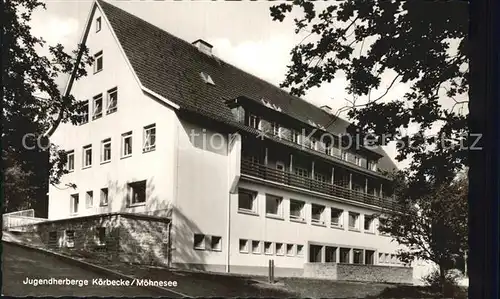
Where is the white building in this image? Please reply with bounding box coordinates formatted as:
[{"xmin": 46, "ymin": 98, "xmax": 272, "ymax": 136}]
[{"xmin": 48, "ymin": 0, "xmax": 416, "ymax": 283}]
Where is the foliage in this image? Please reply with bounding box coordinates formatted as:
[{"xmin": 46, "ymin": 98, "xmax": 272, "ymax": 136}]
[
  {"xmin": 270, "ymin": 0, "xmax": 469, "ymax": 195},
  {"xmin": 2, "ymin": 0, "xmax": 92, "ymax": 214},
  {"xmin": 422, "ymin": 268, "xmax": 467, "ymax": 298}
]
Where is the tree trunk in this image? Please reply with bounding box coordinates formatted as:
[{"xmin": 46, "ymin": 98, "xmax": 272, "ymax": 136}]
[{"xmin": 439, "ymin": 264, "xmax": 447, "ymax": 298}]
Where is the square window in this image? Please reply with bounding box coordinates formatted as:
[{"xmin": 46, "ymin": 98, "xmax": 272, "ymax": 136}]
[
  {"xmin": 194, "ymin": 234, "xmax": 205, "ymax": 250},
  {"xmin": 265, "ymin": 194, "xmax": 283, "ymax": 217},
  {"xmin": 121, "ymin": 132, "xmax": 133, "ymax": 157},
  {"xmin": 331, "ymin": 208, "xmax": 343, "ymax": 227},
  {"xmin": 264, "ymin": 241, "xmax": 273, "ymax": 255},
  {"xmin": 286, "ymin": 244, "xmax": 295, "ymax": 256},
  {"xmin": 296, "ymin": 244, "xmax": 304, "ymax": 257},
  {"xmin": 239, "ymin": 239, "xmax": 249, "ymax": 253},
  {"xmin": 66, "ymin": 230, "xmax": 75, "ymax": 248},
  {"xmin": 82, "ymin": 145, "xmax": 92, "ymax": 168},
  {"xmin": 294, "ymin": 167, "xmax": 309, "ymax": 178},
  {"xmin": 210, "ymin": 236, "xmax": 222, "ymax": 251},
  {"xmin": 96, "ymin": 227, "xmax": 106, "ymax": 246},
  {"xmin": 79, "ymin": 100, "xmax": 89, "ymax": 124},
  {"xmin": 275, "ymin": 242, "xmax": 284, "ymax": 256},
  {"xmin": 128, "ymin": 180, "xmax": 146, "ymax": 205},
  {"xmin": 364, "ymin": 215, "xmax": 374, "ymax": 232},
  {"xmin": 326, "ymin": 246, "xmax": 337, "ymax": 262},
  {"xmin": 100, "ymin": 188, "xmax": 109, "ymax": 206},
  {"xmin": 252, "ymin": 240, "xmax": 261, "ymax": 254},
  {"xmin": 106, "ymin": 87, "xmax": 118, "ymax": 114},
  {"xmin": 340, "ymin": 248, "xmax": 350, "ymax": 263},
  {"xmin": 311, "ymin": 204, "xmax": 325, "ymax": 225},
  {"xmin": 86, "ymin": 191, "xmax": 93, "ymax": 208},
  {"xmin": 101, "ymin": 138, "xmax": 111, "ymax": 163},
  {"xmin": 238, "ymin": 189, "xmax": 257, "ymax": 213},
  {"xmin": 70, "ymin": 194, "xmax": 79, "ymax": 214},
  {"xmin": 92, "ymin": 94, "xmax": 103, "ymax": 120},
  {"xmin": 349, "ymin": 212, "xmax": 360, "ymax": 230},
  {"xmin": 66, "ymin": 150, "xmax": 75, "ymax": 172},
  {"xmin": 93, "ymin": 51, "xmax": 103, "ymax": 73},
  {"xmin": 143, "ymin": 124, "xmax": 156, "ymax": 152},
  {"xmin": 96, "ymin": 17, "xmax": 102, "ymax": 32},
  {"xmin": 290, "ymin": 199, "xmax": 305, "ymax": 221}
]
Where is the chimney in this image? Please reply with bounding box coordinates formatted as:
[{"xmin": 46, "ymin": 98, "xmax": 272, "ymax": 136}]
[
  {"xmin": 320, "ymin": 105, "xmax": 332, "ymax": 113},
  {"xmin": 192, "ymin": 39, "xmax": 213, "ymax": 56}
]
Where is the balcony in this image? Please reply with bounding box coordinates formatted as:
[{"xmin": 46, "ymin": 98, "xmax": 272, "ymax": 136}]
[{"xmin": 241, "ymin": 158, "xmax": 402, "ymax": 211}]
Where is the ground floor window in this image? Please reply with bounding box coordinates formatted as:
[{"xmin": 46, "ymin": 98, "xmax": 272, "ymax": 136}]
[
  {"xmin": 340, "ymin": 248, "xmax": 350, "ymax": 263},
  {"xmin": 353, "ymin": 249, "xmax": 363, "ymax": 264},
  {"xmin": 129, "ymin": 180, "xmax": 146, "ymax": 205},
  {"xmin": 365, "ymin": 250, "xmax": 375, "ymax": 265},
  {"xmin": 325, "ymin": 246, "xmax": 337, "ymax": 262},
  {"xmin": 309, "ymin": 244, "xmax": 323, "ymax": 263}
]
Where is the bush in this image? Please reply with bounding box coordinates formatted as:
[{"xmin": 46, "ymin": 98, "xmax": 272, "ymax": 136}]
[{"xmin": 422, "ymin": 269, "xmax": 467, "ymax": 298}]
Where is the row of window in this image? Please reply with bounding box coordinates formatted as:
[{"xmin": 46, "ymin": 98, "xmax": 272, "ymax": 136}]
[
  {"xmin": 193, "ymin": 234, "xmax": 222, "ymax": 251},
  {"xmin": 239, "ymin": 239, "xmax": 304, "ymax": 257},
  {"xmin": 246, "ymin": 114, "xmax": 377, "ymax": 171},
  {"xmin": 379, "ymin": 252, "xmax": 404, "ymax": 265},
  {"xmin": 66, "ymin": 124, "xmax": 156, "ymax": 171},
  {"xmin": 78, "ymin": 86, "xmax": 116, "ymax": 125},
  {"xmin": 238, "ymin": 189, "xmax": 383, "ymax": 233},
  {"xmin": 309, "ymin": 244, "xmax": 376, "ymax": 264},
  {"xmin": 69, "ymin": 180, "xmax": 146, "ymax": 214}
]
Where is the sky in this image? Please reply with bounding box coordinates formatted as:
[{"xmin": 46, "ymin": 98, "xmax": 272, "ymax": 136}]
[{"xmin": 29, "ymin": 0, "xmax": 468, "ymax": 170}]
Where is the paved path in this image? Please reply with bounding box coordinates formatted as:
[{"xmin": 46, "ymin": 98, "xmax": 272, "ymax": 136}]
[{"xmin": 1, "ymin": 242, "xmax": 167, "ymax": 297}]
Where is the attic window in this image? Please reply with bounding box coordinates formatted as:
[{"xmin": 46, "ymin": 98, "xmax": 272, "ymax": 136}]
[
  {"xmin": 200, "ymin": 72, "xmax": 215, "ymax": 85},
  {"xmin": 96, "ymin": 17, "xmax": 102, "ymax": 33}
]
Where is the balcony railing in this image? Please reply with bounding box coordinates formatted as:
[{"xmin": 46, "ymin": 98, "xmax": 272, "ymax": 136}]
[{"xmin": 241, "ymin": 158, "xmax": 402, "ymax": 211}]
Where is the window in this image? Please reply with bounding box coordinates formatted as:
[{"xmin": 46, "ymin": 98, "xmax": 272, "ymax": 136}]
[
  {"xmin": 364, "ymin": 215, "xmax": 374, "ymax": 232},
  {"xmin": 353, "ymin": 249, "xmax": 363, "ymax": 264},
  {"xmin": 86, "ymin": 191, "xmax": 93, "ymax": 208},
  {"xmin": 101, "ymin": 138, "xmax": 111, "ymax": 163},
  {"xmin": 70, "ymin": 194, "xmax": 79, "ymax": 214},
  {"xmin": 238, "ymin": 189, "xmax": 257, "ymax": 213},
  {"xmin": 294, "ymin": 167, "xmax": 309, "ymax": 178},
  {"xmin": 378, "ymin": 217, "xmax": 389, "ymax": 235},
  {"xmin": 106, "ymin": 87, "xmax": 118, "ymax": 114},
  {"xmin": 248, "ymin": 114, "xmax": 260, "ymax": 130},
  {"xmin": 121, "ymin": 132, "xmax": 132, "ymax": 157},
  {"xmin": 100, "ymin": 188, "xmax": 109, "ymax": 206},
  {"xmin": 264, "ymin": 242, "xmax": 273, "ymax": 254},
  {"xmin": 143, "ymin": 124, "xmax": 156, "ymax": 152},
  {"xmin": 290, "ymin": 200, "xmax": 305, "ymax": 221},
  {"xmin": 331, "ymin": 208, "xmax": 343, "ymax": 227},
  {"xmin": 365, "ymin": 250, "xmax": 375, "ymax": 265},
  {"xmin": 349, "ymin": 212, "xmax": 360, "ymax": 230},
  {"xmin": 66, "ymin": 150, "xmax": 74, "ymax": 171},
  {"xmin": 379, "ymin": 252, "xmax": 386, "ymax": 263},
  {"xmin": 194, "ymin": 234, "xmax": 205, "ymax": 249},
  {"xmin": 311, "ymin": 204, "xmax": 325, "ymax": 225},
  {"xmin": 315, "ymin": 173, "xmax": 327, "ymax": 183},
  {"xmin": 368, "ymin": 161, "xmax": 377, "ymax": 171},
  {"xmin": 276, "ymin": 162, "xmax": 285, "ymax": 171},
  {"xmin": 297, "ymin": 244, "xmax": 304, "ymax": 257},
  {"xmin": 65, "ymin": 230, "xmax": 75, "ymax": 248},
  {"xmin": 309, "ymin": 137, "xmax": 317, "ymax": 150},
  {"xmin": 48, "ymin": 231, "xmax": 58, "ymax": 249},
  {"xmin": 292, "ymin": 130, "xmax": 301, "ymax": 144},
  {"xmin": 96, "ymin": 16, "xmax": 102, "ymax": 32},
  {"xmin": 96, "ymin": 227, "xmax": 106, "ymax": 246},
  {"xmin": 252, "ymin": 240, "xmax": 261, "ymax": 254},
  {"xmin": 265, "ymin": 194, "xmax": 283, "ymax": 217},
  {"xmin": 286, "ymin": 244, "xmax": 295, "ymax": 256},
  {"xmin": 272, "ymin": 122, "xmax": 280, "ymax": 137},
  {"xmin": 129, "ymin": 180, "xmax": 146, "ymax": 205},
  {"xmin": 340, "ymin": 248, "xmax": 350, "ymax": 263},
  {"xmin": 309, "ymin": 245, "xmax": 322, "ymax": 262},
  {"xmin": 93, "ymin": 51, "xmax": 103, "ymax": 73},
  {"xmin": 79, "ymin": 100, "xmax": 89, "ymax": 124},
  {"xmin": 92, "ymin": 94, "xmax": 103, "ymax": 120},
  {"xmin": 325, "ymin": 246, "xmax": 337, "ymax": 262},
  {"xmin": 82, "ymin": 145, "xmax": 92, "ymax": 168},
  {"xmin": 239, "ymin": 239, "xmax": 249, "ymax": 253},
  {"xmin": 210, "ymin": 236, "xmax": 222, "ymax": 251},
  {"xmin": 276, "ymin": 243, "xmax": 284, "ymax": 255}
]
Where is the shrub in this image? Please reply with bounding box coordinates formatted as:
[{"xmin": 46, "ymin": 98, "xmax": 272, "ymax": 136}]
[{"xmin": 422, "ymin": 269, "xmax": 467, "ymax": 298}]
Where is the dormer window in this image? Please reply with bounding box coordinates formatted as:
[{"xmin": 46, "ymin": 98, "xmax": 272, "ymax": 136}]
[
  {"xmin": 248, "ymin": 114, "xmax": 260, "ymax": 130},
  {"xmin": 200, "ymin": 72, "xmax": 215, "ymax": 85}
]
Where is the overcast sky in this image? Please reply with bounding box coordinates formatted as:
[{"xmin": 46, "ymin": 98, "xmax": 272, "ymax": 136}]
[{"xmin": 31, "ymin": 0, "xmax": 467, "ymax": 170}]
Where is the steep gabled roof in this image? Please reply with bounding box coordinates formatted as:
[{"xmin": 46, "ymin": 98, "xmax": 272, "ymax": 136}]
[{"xmin": 96, "ymin": 0, "xmax": 397, "ymax": 172}]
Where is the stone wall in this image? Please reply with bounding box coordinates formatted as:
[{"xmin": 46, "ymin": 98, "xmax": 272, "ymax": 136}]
[
  {"xmin": 303, "ymin": 263, "xmax": 413, "ymax": 284},
  {"xmin": 31, "ymin": 213, "xmax": 171, "ymax": 266}
]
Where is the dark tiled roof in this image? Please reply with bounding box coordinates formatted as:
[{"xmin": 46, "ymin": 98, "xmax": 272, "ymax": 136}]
[{"xmin": 96, "ymin": 0, "xmax": 397, "ymax": 173}]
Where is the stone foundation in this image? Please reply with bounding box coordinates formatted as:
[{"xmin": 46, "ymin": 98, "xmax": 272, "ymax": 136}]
[
  {"xmin": 304, "ymin": 263, "xmax": 413, "ymax": 284},
  {"xmin": 30, "ymin": 213, "xmax": 171, "ymax": 266}
]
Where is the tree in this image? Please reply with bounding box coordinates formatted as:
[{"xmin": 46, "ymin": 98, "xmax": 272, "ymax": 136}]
[
  {"xmin": 379, "ymin": 173, "xmax": 468, "ymax": 295},
  {"xmin": 270, "ymin": 0, "xmax": 468, "ymax": 195},
  {"xmin": 2, "ymin": 0, "xmax": 92, "ymax": 215}
]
